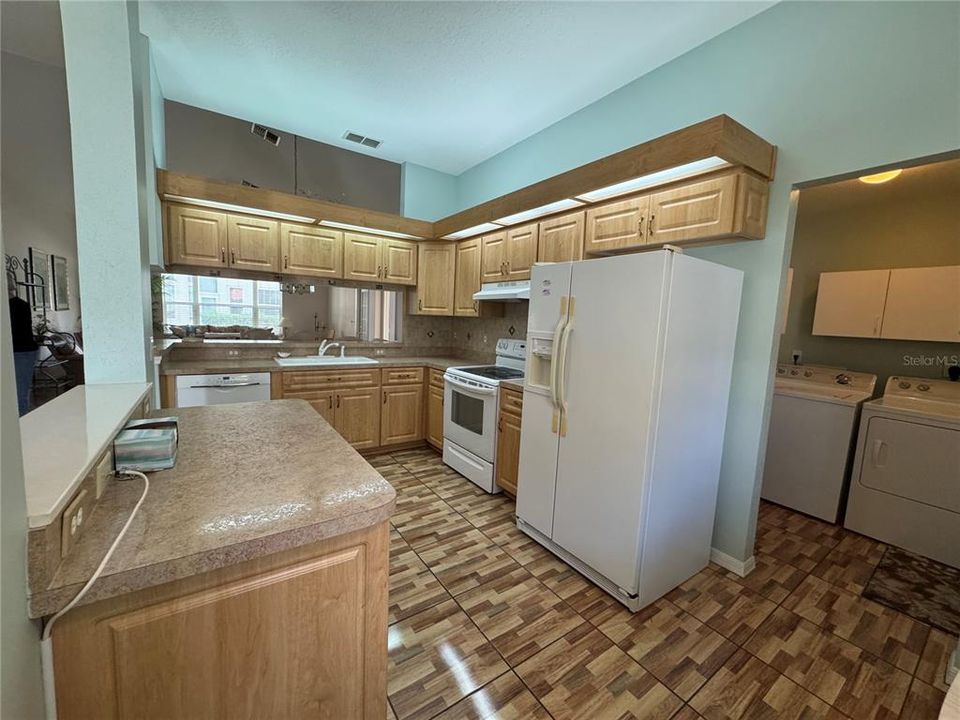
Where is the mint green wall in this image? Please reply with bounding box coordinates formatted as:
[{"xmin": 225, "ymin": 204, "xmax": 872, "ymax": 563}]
[
  {"xmin": 61, "ymin": 0, "xmax": 154, "ymax": 383},
  {"xmin": 401, "ymin": 162, "xmax": 458, "ymax": 221},
  {"xmin": 409, "ymin": 2, "xmax": 960, "ymax": 562}
]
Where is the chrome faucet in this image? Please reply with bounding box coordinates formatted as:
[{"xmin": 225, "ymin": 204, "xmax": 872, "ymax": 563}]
[{"xmin": 318, "ymin": 340, "xmax": 342, "ymax": 357}]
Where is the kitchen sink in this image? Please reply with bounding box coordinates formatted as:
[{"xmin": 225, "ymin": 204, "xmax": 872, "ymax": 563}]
[{"xmin": 274, "ymin": 356, "xmax": 379, "ymax": 367}]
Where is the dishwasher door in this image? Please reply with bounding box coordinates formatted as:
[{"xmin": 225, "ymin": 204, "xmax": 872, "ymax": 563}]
[{"xmin": 175, "ymin": 373, "xmax": 272, "ymax": 407}]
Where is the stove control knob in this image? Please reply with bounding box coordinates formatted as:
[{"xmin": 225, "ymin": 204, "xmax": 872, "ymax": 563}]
[
  {"xmin": 917, "ymin": 383, "xmax": 930, "ymax": 391},
  {"xmin": 899, "ymin": 380, "xmax": 912, "ymax": 389},
  {"xmin": 835, "ymin": 374, "xmax": 851, "ymax": 385}
]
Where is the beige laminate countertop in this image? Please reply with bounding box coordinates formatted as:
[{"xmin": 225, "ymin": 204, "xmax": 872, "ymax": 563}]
[
  {"xmin": 28, "ymin": 399, "xmax": 395, "ymax": 618},
  {"xmin": 159, "ymin": 356, "xmax": 470, "ymax": 376}
]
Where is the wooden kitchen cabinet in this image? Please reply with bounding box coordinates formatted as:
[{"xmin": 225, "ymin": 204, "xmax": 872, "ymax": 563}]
[
  {"xmin": 454, "ymin": 237, "xmax": 482, "ymax": 316},
  {"xmin": 51, "ymin": 523, "xmax": 389, "ymax": 720},
  {"xmin": 227, "ymin": 214, "xmax": 280, "ymax": 272},
  {"xmin": 812, "ymin": 269, "xmax": 890, "ymax": 338},
  {"xmin": 880, "ymin": 266, "xmax": 960, "ymax": 342},
  {"xmin": 336, "ymin": 387, "xmax": 381, "ymax": 450},
  {"xmin": 426, "ymin": 369, "xmax": 445, "ymax": 451},
  {"xmin": 585, "ymin": 195, "xmax": 650, "ymax": 254},
  {"xmin": 412, "ymin": 242, "xmax": 456, "ymax": 315},
  {"xmin": 480, "ymin": 232, "xmax": 507, "ymax": 282},
  {"xmin": 343, "ymin": 232, "xmax": 382, "ymax": 282},
  {"xmin": 496, "ymin": 386, "xmax": 523, "ymax": 497},
  {"xmin": 305, "ymin": 390, "xmax": 337, "ymax": 426},
  {"xmin": 280, "ymin": 223, "xmax": 342, "ymax": 278},
  {"xmin": 646, "ymin": 173, "xmax": 738, "ymax": 245},
  {"xmin": 381, "ymin": 384, "xmax": 424, "ymax": 446},
  {"xmin": 281, "ymin": 369, "xmax": 381, "ymax": 450},
  {"xmin": 166, "ymin": 204, "xmax": 228, "ymax": 268},
  {"xmin": 538, "ymin": 211, "xmax": 585, "ymax": 263},
  {"xmin": 382, "ymin": 239, "xmax": 418, "ymax": 286},
  {"xmin": 504, "ymin": 223, "xmax": 538, "ymax": 280}
]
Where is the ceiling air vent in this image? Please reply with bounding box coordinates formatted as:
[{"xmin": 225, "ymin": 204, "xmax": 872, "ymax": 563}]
[
  {"xmin": 250, "ymin": 123, "xmax": 281, "ymax": 146},
  {"xmin": 343, "ymin": 131, "xmax": 382, "ymax": 149}
]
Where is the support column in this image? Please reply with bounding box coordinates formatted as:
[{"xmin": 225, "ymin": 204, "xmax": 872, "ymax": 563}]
[{"xmin": 60, "ymin": 0, "xmax": 152, "ymax": 383}]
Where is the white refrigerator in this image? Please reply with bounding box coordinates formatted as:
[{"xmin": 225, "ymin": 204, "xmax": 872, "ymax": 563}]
[{"xmin": 517, "ymin": 249, "xmax": 743, "ymax": 611}]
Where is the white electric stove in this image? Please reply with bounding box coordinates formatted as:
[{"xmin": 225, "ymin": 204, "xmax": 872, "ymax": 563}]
[{"xmin": 443, "ymin": 338, "xmax": 526, "ymax": 492}]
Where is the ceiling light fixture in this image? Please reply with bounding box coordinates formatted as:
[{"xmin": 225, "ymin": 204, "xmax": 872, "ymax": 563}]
[
  {"xmin": 163, "ymin": 195, "xmax": 315, "ymax": 223},
  {"xmin": 574, "ymin": 156, "xmax": 731, "ymax": 203},
  {"xmin": 317, "ymin": 220, "xmax": 423, "ymax": 240},
  {"xmin": 441, "ymin": 222, "xmax": 504, "ymax": 241},
  {"xmin": 493, "ymin": 199, "xmax": 585, "ymax": 226},
  {"xmin": 858, "ymin": 169, "xmax": 902, "ymax": 185}
]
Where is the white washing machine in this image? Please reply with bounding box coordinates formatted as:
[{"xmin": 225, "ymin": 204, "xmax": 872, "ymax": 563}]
[
  {"xmin": 845, "ymin": 376, "xmax": 960, "ymax": 568},
  {"xmin": 761, "ymin": 364, "xmax": 877, "ymax": 522}
]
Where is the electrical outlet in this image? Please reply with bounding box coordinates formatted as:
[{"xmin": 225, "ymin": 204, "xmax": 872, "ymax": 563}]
[
  {"xmin": 61, "ymin": 488, "xmax": 93, "ymax": 557},
  {"xmin": 374, "ymin": 349, "xmax": 385, "ymax": 356},
  {"xmin": 791, "ymin": 349, "xmax": 803, "ymax": 365},
  {"xmin": 227, "ymin": 349, "xmax": 240, "ymax": 357},
  {"xmin": 95, "ymin": 450, "xmax": 114, "ymax": 499}
]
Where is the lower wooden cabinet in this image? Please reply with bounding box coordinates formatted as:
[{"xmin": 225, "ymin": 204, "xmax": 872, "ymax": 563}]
[
  {"xmin": 281, "ymin": 370, "xmax": 381, "ymax": 450},
  {"xmin": 425, "ymin": 372, "xmax": 445, "ymax": 451},
  {"xmin": 51, "ymin": 523, "xmax": 389, "ymax": 720},
  {"xmin": 381, "ymin": 384, "xmax": 423, "ymax": 446},
  {"xmin": 337, "ymin": 387, "xmax": 381, "ymax": 449},
  {"xmin": 305, "ymin": 390, "xmax": 336, "ymax": 426},
  {"xmin": 496, "ymin": 387, "xmax": 523, "ymax": 497}
]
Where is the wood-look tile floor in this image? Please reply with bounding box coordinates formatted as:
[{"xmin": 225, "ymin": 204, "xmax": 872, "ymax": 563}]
[{"xmin": 377, "ymin": 448, "xmax": 955, "ymax": 720}]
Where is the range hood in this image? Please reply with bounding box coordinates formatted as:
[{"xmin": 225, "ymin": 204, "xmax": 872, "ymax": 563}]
[{"xmin": 473, "ymin": 280, "xmax": 530, "ymax": 302}]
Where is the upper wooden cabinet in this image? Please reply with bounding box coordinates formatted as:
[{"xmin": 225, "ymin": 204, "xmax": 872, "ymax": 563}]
[
  {"xmin": 413, "ymin": 242, "xmax": 456, "ymax": 316},
  {"xmin": 454, "ymin": 238, "xmax": 482, "ymax": 317},
  {"xmin": 505, "ymin": 223, "xmax": 538, "ymax": 280},
  {"xmin": 382, "ymin": 239, "xmax": 418, "ymax": 286},
  {"xmin": 167, "ymin": 204, "xmax": 228, "ymax": 268},
  {"xmin": 585, "ymin": 195, "xmax": 650, "ymax": 254},
  {"xmin": 343, "ymin": 233, "xmax": 417, "ymax": 286},
  {"xmin": 280, "ymin": 223, "xmax": 342, "ymax": 278},
  {"xmin": 538, "ymin": 211, "xmax": 585, "ymax": 263},
  {"xmin": 881, "ymin": 266, "xmax": 960, "ymax": 342},
  {"xmin": 343, "ymin": 233, "xmax": 382, "ymax": 283},
  {"xmin": 584, "ymin": 170, "xmax": 768, "ymax": 255},
  {"xmin": 480, "ymin": 232, "xmax": 507, "ymax": 283},
  {"xmin": 227, "ymin": 215, "xmax": 280, "ymax": 272}
]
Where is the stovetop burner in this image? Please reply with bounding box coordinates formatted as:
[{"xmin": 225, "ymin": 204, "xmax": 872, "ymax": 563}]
[{"xmin": 457, "ymin": 365, "xmax": 525, "ymax": 381}]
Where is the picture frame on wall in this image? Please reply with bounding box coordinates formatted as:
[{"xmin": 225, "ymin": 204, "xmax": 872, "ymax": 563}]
[
  {"xmin": 52, "ymin": 255, "xmax": 70, "ymax": 311},
  {"xmin": 28, "ymin": 247, "xmax": 51, "ymax": 310}
]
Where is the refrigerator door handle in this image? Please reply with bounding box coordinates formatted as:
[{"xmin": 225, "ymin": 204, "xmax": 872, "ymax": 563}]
[
  {"xmin": 549, "ymin": 312, "xmax": 567, "ymax": 410},
  {"xmin": 555, "ymin": 316, "xmax": 574, "ymax": 414}
]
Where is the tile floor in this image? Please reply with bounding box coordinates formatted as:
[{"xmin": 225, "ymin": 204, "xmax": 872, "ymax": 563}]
[{"xmin": 373, "ymin": 447, "xmax": 956, "ymax": 720}]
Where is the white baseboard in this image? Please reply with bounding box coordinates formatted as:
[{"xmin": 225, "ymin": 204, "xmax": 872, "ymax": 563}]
[{"xmin": 710, "ymin": 548, "xmax": 756, "ymax": 577}]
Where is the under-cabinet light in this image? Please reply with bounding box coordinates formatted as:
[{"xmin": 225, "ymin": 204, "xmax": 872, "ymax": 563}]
[
  {"xmin": 574, "ymin": 157, "xmax": 731, "ymax": 203},
  {"xmin": 441, "ymin": 222, "xmax": 504, "ymax": 240},
  {"xmin": 163, "ymin": 195, "xmax": 316, "ymax": 223},
  {"xmin": 317, "ymin": 220, "xmax": 424, "ymax": 240},
  {"xmin": 493, "ymin": 199, "xmax": 585, "ymax": 226}
]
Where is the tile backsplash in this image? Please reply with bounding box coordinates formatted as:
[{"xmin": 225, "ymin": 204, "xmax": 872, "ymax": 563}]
[{"xmin": 405, "ymin": 303, "xmax": 528, "ymax": 356}]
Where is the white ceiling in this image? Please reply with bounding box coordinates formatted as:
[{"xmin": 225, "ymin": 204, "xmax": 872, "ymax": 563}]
[{"xmin": 140, "ymin": 1, "xmax": 773, "ymax": 175}]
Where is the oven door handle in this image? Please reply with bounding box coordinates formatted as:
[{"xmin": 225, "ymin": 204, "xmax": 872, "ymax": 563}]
[{"xmin": 443, "ymin": 374, "xmax": 498, "ymax": 397}]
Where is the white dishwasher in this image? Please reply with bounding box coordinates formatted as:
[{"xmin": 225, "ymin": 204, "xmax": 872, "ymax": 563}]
[{"xmin": 175, "ymin": 373, "xmax": 272, "ymax": 407}]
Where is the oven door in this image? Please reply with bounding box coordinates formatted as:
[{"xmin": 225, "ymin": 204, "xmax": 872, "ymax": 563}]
[{"xmin": 443, "ymin": 373, "xmax": 498, "ymax": 460}]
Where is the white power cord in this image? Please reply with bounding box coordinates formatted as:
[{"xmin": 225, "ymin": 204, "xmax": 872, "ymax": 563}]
[{"xmin": 40, "ymin": 470, "xmax": 150, "ymax": 720}]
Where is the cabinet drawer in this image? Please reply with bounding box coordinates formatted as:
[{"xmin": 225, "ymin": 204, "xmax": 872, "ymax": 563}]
[
  {"xmin": 282, "ymin": 368, "xmax": 380, "ymax": 391},
  {"xmin": 429, "ymin": 368, "xmax": 446, "ymax": 389},
  {"xmin": 382, "ymin": 367, "xmax": 425, "ymax": 386},
  {"xmin": 500, "ymin": 387, "xmax": 523, "ymax": 416}
]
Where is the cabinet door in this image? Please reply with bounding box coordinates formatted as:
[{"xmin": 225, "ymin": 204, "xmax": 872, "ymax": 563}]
[
  {"xmin": 382, "ymin": 239, "xmax": 418, "ymax": 286},
  {"xmin": 880, "ymin": 266, "xmax": 960, "ymax": 342},
  {"xmin": 505, "ymin": 223, "xmax": 538, "ymax": 280},
  {"xmin": 414, "ymin": 242, "xmax": 456, "ymax": 316},
  {"xmin": 496, "ymin": 409, "xmax": 522, "ymax": 496},
  {"xmin": 280, "ymin": 223, "xmax": 342, "ymax": 278},
  {"xmin": 426, "ymin": 384, "xmax": 444, "ymax": 450},
  {"xmin": 538, "ymin": 211, "xmax": 585, "ymax": 263},
  {"xmin": 335, "ymin": 387, "xmax": 381, "ymax": 450},
  {"xmin": 343, "ymin": 233, "xmax": 382, "ymax": 282},
  {"xmin": 227, "ymin": 214, "xmax": 280, "ymax": 272},
  {"xmin": 381, "ymin": 384, "xmax": 424, "ymax": 446},
  {"xmin": 584, "ymin": 195, "xmax": 649, "ymax": 254},
  {"xmin": 812, "ymin": 270, "xmax": 890, "ymax": 338},
  {"xmin": 167, "ymin": 205, "xmax": 227, "ymax": 268},
  {"xmin": 454, "ymin": 238, "xmax": 482, "ymax": 317},
  {"xmin": 309, "ymin": 392, "xmax": 337, "ymax": 426},
  {"xmin": 480, "ymin": 232, "xmax": 507, "ymax": 282},
  {"xmin": 647, "ymin": 173, "xmax": 737, "ymax": 244}
]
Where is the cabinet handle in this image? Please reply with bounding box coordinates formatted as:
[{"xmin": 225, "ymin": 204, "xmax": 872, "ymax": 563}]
[
  {"xmin": 418, "ymin": 298, "xmax": 422, "ymax": 311},
  {"xmin": 638, "ymin": 216, "xmax": 645, "ymax": 238},
  {"xmin": 336, "ymin": 395, "xmax": 341, "ymax": 409},
  {"xmin": 474, "ymin": 301, "xmax": 478, "ymax": 312},
  {"xmin": 231, "ymin": 250, "xmax": 236, "ymax": 264},
  {"xmin": 498, "ymin": 418, "xmax": 503, "ymax": 433},
  {"xmin": 383, "ymin": 391, "xmax": 387, "ymax": 404},
  {"xmin": 328, "ymin": 396, "xmax": 332, "ymax": 410},
  {"xmin": 284, "ymin": 255, "xmax": 289, "ymax": 269},
  {"xmin": 384, "ymin": 265, "xmax": 388, "ymax": 278},
  {"xmin": 220, "ymin": 248, "xmax": 226, "ymax": 263},
  {"xmin": 647, "ymin": 214, "xmax": 655, "ymax": 237}
]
